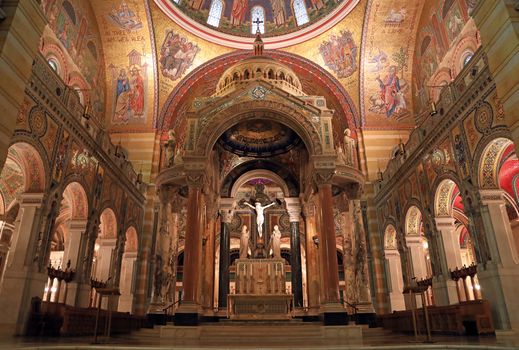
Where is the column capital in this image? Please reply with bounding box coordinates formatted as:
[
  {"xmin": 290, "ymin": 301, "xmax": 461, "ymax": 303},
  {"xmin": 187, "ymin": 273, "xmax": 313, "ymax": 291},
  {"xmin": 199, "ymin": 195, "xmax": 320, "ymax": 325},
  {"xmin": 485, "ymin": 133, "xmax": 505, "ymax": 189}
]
[
  {"xmin": 405, "ymin": 235, "xmax": 424, "ymax": 246},
  {"xmin": 69, "ymin": 219, "xmax": 88, "ymax": 231},
  {"xmin": 219, "ymin": 197, "xmax": 236, "ymax": 223},
  {"xmin": 18, "ymin": 192, "xmax": 45, "ymax": 207},
  {"xmin": 157, "ymin": 184, "xmax": 178, "ymax": 204},
  {"xmin": 312, "ymin": 169, "xmax": 335, "ymax": 187},
  {"xmin": 186, "ymin": 171, "xmax": 206, "ymax": 188},
  {"xmin": 479, "ymin": 189, "xmax": 506, "ymax": 205},
  {"xmin": 284, "ymin": 197, "xmax": 301, "ymax": 222},
  {"xmin": 434, "ymin": 217, "xmax": 456, "ymax": 228}
]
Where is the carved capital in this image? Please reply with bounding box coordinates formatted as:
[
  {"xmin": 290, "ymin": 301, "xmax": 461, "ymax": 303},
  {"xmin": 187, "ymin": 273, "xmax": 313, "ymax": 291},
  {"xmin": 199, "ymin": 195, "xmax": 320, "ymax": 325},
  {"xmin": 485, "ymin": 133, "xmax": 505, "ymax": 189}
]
[
  {"xmin": 312, "ymin": 169, "xmax": 334, "ymax": 186},
  {"xmin": 186, "ymin": 172, "xmax": 206, "ymax": 188},
  {"xmin": 284, "ymin": 197, "xmax": 302, "ymax": 222},
  {"xmin": 219, "ymin": 198, "xmax": 236, "ymax": 223},
  {"xmin": 157, "ymin": 184, "xmax": 178, "ymax": 204},
  {"xmin": 478, "ymin": 189, "xmax": 506, "ymax": 205}
]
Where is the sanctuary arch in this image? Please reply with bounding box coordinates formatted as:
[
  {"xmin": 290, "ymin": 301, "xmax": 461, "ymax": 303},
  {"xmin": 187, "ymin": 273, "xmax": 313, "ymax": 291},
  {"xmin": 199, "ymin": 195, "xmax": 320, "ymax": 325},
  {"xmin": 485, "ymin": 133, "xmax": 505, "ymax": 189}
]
[{"xmin": 154, "ymin": 43, "xmax": 370, "ymax": 325}]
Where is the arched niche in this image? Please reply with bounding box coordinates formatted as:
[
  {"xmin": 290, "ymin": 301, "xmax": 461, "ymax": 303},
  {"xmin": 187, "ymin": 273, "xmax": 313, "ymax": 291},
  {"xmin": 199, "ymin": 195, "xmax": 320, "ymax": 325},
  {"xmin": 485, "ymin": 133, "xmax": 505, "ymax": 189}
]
[
  {"xmin": 0, "ymin": 142, "xmax": 46, "ymax": 292},
  {"xmin": 92, "ymin": 208, "xmax": 118, "ymax": 282},
  {"xmin": 52, "ymin": 182, "xmax": 89, "ymax": 278},
  {"xmin": 221, "ymin": 159, "xmax": 299, "ymax": 198},
  {"xmin": 229, "ymin": 168, "xmax": 293, "ymax": 198},
  {"xmin": 404, "ymin": 206, "xmax": 431, "ymax": 280},
  {"xmin": 478, "ymin": 137, "xmax": 519, "ymax": 261}
]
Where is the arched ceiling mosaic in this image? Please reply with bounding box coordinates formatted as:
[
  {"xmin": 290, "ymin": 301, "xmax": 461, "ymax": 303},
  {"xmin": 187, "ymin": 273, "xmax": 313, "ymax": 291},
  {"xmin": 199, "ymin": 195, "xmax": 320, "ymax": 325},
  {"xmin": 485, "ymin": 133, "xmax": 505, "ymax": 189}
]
[
  {"xmin": 218, "ymin": 119, "xmax": 303, "ymax": 157},
  {"xmin": 36, "ymin": 0, "xmax": 479, "ymax": 172}
]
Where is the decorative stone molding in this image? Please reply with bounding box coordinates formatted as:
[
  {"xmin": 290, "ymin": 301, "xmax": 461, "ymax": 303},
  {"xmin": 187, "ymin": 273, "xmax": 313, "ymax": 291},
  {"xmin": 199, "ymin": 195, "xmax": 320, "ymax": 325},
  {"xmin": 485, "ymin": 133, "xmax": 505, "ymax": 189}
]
[{"xmin": 312, "ymin": 170, "xmax": 335, "ymax": 186}]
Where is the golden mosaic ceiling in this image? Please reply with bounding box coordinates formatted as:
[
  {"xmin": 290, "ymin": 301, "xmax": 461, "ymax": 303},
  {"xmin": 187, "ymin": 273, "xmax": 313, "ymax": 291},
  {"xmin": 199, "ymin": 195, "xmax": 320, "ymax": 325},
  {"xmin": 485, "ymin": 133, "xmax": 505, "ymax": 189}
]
[{"xmin": 40, "ymin": 0, "xmax": 478, "ymax": 133}]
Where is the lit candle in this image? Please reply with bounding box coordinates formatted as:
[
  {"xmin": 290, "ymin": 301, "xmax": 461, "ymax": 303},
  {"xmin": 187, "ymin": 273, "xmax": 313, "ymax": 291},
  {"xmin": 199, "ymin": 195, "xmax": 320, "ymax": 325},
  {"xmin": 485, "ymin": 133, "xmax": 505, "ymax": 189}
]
[{"xmin": 268, "ymin": 264, "xmax": 271, "ymax": 276}]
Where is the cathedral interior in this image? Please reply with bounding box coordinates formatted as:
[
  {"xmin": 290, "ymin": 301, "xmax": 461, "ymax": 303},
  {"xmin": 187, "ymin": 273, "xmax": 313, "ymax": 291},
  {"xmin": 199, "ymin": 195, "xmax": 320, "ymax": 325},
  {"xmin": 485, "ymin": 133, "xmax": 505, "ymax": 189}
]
[{"xmin": 1, "ymin": 0, "xmax": 519, "ymax": 348}]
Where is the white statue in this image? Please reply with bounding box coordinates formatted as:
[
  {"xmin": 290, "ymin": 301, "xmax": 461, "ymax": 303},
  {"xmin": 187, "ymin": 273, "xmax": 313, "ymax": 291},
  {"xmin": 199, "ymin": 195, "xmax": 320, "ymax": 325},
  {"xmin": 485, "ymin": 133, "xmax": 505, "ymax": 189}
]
[
  {"xmin": 243, "ymin": 201, "xmax": 276, "ymax": 238},
  {"xmin": 239, "ymin": 225, "xmax": 250, "ymax": 259},
  {"xmin": 343, "ymin": 128, "xmax": 356, "ymax": 166},
  {"xmin": 270, "ymin": 225, "xmax": 281, "ymax": 259}
]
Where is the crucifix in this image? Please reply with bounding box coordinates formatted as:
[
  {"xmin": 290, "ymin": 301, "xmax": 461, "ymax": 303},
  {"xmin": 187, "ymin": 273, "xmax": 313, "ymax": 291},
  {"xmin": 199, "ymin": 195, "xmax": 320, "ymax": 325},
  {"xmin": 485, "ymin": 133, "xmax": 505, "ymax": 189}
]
[{"xmin": 253, "ymin": 17, "xmax": 263, "ymax": 34}]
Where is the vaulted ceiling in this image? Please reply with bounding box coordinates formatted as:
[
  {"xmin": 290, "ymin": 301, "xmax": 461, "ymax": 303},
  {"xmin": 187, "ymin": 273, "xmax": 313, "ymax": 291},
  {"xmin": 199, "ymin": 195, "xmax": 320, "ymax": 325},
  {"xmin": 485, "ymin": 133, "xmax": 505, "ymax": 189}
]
[{"xmin": 39, "ymin": 0, "xmax": 479, "ymax": 146}]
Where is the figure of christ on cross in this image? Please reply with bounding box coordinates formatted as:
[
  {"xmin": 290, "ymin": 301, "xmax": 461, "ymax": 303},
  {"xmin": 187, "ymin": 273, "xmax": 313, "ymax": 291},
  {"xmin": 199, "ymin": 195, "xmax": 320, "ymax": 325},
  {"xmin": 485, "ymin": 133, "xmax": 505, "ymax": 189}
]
[
  {"xmin": 242, "ymin": 201, "xmax": 276, "ymax": 239},
  {"xmin": 253, "ymin": 17, "xmax": 263, "ymax": 34}
]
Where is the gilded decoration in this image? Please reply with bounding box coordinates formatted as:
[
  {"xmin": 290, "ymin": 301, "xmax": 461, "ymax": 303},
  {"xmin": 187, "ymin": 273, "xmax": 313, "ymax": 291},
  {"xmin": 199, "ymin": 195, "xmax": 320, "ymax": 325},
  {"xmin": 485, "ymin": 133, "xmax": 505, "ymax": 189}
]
[
  {"xmin": 41, "ymin": 0, "xmax": 106, "ymax": 122},
  {"xmin": 474, "ymin": 102, "xmax": 493, "ymax": 134},
  {"xmin": 463, "ymin": 110, "xmax": 481, "ymax": 157},
  {"xmin": 451, "ymin": 125, "xmax": 470, "ymax": 179},
  {"xmin": 154, "ymin": 0, "xmax": 361, "ymax": 48},
  {"xmin": 28, "ymin": 107, "xmax": 47, "ymax": 137},
  {"xmin": 159, "ymin": 30, "xmax": 200, "ymax": 81},
  {"xmin": 89, "ymin": 0, "xmax": 156, "ymax": 128},
  {"xmin": 480, "ymin": 138, "xmax": 512, "ymax": 189},
  {"xmin": 384, "ymin": 224, "xmax": 397, "ymax": 250},
  {"xmin": 319, "ymin": 30, "xmax": 357, "ymax": 79},
  {"xmin": 361, "ymin": 0, "xmax": 424, "ymax": 127},
  {"xmin": 435, "ymin": 179, "xmax": 455, "ymax": 217},
  {"xmin": 405, "ymin": 206, "xmax": 421, "ymax": 236}
]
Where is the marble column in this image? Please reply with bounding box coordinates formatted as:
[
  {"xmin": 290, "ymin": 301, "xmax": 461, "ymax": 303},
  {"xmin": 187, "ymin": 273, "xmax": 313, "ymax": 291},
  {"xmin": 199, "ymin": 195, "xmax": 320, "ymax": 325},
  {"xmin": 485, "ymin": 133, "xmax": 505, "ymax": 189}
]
[
  {"xmin": 430, "ymin": 217, "xmax": 460, "ymax": 306},
  {"xmin": 62, "ymin": 219, "xmax": 87, "ymax": 305},
  {"xmin": 316, "ymin": 178, "xmax": 347, "ymax": 324},
  {"xmin": 118, "ymin": 251, "xmax": 137, "ymax": 312},
  {"xmin": 385, "ymin": 250, "xmax": 405, "ymax": 311},
  {"xmin": 201, "ymin": 201, "xmax": 217, "ymax": 310},
  {"xmin": 175, "ymin": 174, "xmax": 204, "ymax": 324},
  {"xmin": 435, "ymin": 218, "xmax": 463, "ymax": 269},
  {"xmin": 476, "ymin": 189, "xmax": 519, "ymax": 330},
  {"xmin": 285, "ymin": 198, "xmax": 303, "ymax": 308},
  {"xmin": 0, "ymin": 193, "xmax": 47, "ymax": 335},
  {"xmin": 303, "ymin": 201, "xmax": 320, "ymax": 311},
  {"xmin": 0, "ymin": 0, "xmax": 46, "ymax": 173},
  {"xmin": 352, "ymin": 200, "xmax": 375, "ymax": 314},
  {"xmin": 218, "ymin": 199, "xmax": 234, "ymax": 309}
]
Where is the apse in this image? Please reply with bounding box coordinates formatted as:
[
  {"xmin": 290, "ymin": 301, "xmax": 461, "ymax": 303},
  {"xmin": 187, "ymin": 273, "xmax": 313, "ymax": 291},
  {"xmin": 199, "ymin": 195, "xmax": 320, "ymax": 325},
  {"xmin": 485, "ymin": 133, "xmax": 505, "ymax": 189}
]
[{"xmin": 217, "ymin": 119, "xmax": 303, "ymax": 157}]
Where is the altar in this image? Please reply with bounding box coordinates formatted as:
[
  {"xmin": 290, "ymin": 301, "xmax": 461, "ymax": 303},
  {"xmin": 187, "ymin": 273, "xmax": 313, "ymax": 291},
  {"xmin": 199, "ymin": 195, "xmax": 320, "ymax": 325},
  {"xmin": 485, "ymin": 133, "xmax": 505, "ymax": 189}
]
[{"xmin": 228, "ymin": 259, "xmax": 293, "ymax": 320}]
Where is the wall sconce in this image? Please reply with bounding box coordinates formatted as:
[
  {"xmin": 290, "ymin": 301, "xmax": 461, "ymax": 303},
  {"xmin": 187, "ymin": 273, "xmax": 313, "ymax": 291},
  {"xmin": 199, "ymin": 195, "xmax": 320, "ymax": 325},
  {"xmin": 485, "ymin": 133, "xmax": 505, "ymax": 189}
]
[{"xmin": 312, "ymin": 235, "xmax": 319, "ymax": 247}]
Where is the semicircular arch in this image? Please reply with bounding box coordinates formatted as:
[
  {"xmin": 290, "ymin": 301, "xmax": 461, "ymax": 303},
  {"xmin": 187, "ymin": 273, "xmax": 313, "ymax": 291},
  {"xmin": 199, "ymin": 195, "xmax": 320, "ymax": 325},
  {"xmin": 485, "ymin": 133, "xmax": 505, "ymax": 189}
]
[{"xmin": 222, "ymin": 159, "xmax": 299, "ymax": 197}]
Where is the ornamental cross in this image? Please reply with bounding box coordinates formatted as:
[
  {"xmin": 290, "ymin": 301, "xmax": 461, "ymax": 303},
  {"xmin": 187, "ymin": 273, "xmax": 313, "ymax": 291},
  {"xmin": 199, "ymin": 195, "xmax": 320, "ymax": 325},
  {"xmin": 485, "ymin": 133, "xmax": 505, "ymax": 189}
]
[{"xmin": 253, "ymin": 17, "xmax": 263, "ymax": 33}]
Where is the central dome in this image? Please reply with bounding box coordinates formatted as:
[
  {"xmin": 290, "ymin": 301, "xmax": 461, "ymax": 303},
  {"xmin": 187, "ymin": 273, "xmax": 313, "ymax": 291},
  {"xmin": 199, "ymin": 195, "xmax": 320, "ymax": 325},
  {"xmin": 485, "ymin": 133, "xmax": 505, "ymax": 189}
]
[{"xmin": 154, "ymin": 0, "xmax": 361, "ymax": 49}]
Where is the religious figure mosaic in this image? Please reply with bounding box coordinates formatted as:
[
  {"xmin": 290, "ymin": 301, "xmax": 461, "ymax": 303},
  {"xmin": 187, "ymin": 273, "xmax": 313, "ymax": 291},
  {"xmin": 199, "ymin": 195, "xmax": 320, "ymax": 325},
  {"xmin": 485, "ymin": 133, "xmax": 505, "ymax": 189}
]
[
  {"xmin": 319, "ymin": 30, "xmax": 358, "ymax": 79},
  {"xmin": 159, "ymin": 30, "xmax": 200, "ymax": 81}
]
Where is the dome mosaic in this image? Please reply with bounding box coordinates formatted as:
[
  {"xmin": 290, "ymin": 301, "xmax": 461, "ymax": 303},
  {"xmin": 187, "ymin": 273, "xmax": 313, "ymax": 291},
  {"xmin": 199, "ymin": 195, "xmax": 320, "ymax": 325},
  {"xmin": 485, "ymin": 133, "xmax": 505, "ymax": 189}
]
[{"xmin": 155, "ymin": 0, "xmax": 361, "ymax": 48}]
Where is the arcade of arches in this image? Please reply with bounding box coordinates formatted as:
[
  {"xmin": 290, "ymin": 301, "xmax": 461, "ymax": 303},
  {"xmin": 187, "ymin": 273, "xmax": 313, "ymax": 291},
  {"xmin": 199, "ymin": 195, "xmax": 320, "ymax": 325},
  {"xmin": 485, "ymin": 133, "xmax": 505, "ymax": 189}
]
[{"xmin": 1, "ymin": 0, "xmax": 519, "ymax": 345}]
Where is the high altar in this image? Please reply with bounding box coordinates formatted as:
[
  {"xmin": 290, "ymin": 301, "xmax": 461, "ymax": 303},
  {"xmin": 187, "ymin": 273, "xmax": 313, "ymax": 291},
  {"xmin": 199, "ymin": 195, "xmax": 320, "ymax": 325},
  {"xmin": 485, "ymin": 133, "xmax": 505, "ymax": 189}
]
[{"xmin": 228, "ymin": 259, "xmax": 292, "ymax": 320}]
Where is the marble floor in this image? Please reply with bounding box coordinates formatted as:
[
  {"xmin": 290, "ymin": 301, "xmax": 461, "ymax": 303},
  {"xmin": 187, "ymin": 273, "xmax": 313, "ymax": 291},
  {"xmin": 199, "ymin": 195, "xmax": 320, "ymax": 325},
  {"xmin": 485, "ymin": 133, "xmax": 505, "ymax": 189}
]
[{"xmin": 1, "ymin": 325, "xmax": 518, "ymax": 350}]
